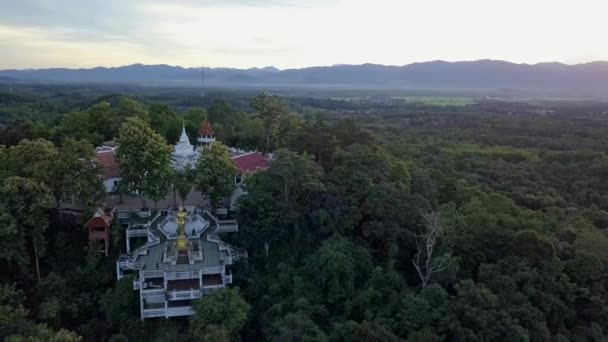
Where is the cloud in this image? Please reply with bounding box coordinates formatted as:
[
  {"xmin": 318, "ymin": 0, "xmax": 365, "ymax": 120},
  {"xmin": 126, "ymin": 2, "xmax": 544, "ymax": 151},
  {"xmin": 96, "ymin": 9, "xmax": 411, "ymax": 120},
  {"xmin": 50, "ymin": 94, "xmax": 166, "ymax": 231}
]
[{"xmin": 1, "ymin": 0, "xmax": 607, "ymax": 69}]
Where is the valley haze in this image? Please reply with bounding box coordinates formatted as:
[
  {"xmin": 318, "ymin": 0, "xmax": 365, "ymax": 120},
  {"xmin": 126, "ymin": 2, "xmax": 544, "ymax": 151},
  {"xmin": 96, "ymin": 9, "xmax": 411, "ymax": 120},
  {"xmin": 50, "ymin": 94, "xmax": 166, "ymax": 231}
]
[{"xmin": 3, "ymin": 60, "xmax": 608, "ymax": 96}]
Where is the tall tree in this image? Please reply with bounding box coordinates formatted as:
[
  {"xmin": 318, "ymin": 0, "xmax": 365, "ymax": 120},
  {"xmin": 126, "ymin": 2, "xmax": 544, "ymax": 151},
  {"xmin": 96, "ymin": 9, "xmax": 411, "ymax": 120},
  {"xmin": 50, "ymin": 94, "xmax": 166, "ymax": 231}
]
[
  {"xmin": 86, "ymin": 101, "xmax": 115, "ymax": 141},
  {"xmin": 116, "ymin": 117, "xmax": 173, "ymax": 208},
  {"xmin": 412, "ymin": 213, "xmax": 451, "ymax": 289},
  {"xmin": 51, "ymin": 139, "xmax": 104, "ymax": 220},
  {"xmin": 8, "ymin": 139, "xmax": 103, "ymax": 220},
  {"xmin": 250, "ymin": 92, "xmax": 288, "ymax": 152},
  {"xmin": 52, "ymin": 111, "xmax": 103, "ymax": 145},
  {"xmin": 0, "ymin": 205, "xmax": 27, "ymax": 270},
  {"xmin": 114, "ymin": 98, "xmax": 150, "ymax": 130},
  {"xmin": 189, "ymin": 288, "xmax": 250, "ymax": 342},
  {"xmin": 237, "ymin": 188, "xmax": 292, "ymax": 258},
  {"xmin": 100, "ymin": 276, "xmax": 138, "ymax": 333},
  {"xmin": 149, "ymin": 103, "xmax": 181, "ymax": 144},
  {"xmin": 1, "ymin": 177, "xmax": 54, "ymax": 280},
  {"xmin": 194, "ymin": 142, "xmax": 238, "ymax": 210},
  {"xmin": 7, "ymin": 139, "xmax": 58, "ymax": 185},
  {"xmin": 173, "ymin": 166, "xmax": 194, "ymax": 206},
  {"xmin": 267, "ymin": 149, "xmax": 324, "ymax": 209}
]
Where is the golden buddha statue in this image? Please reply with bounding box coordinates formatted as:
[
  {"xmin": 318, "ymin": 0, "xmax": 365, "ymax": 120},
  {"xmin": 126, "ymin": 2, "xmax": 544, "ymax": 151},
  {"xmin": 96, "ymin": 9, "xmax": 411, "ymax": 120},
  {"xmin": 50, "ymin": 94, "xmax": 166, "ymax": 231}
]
[{"xmin": 176, "ymin": 206, "xmax": 188, "ymax": 250}]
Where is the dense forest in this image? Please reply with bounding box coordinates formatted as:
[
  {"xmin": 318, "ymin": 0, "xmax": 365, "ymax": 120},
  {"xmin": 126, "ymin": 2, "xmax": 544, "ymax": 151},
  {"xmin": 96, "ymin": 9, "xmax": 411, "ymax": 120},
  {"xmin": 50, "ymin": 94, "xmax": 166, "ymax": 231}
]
[{"xmin": 1, "ymin": 84, "xmax": 608, "ymax": 341}]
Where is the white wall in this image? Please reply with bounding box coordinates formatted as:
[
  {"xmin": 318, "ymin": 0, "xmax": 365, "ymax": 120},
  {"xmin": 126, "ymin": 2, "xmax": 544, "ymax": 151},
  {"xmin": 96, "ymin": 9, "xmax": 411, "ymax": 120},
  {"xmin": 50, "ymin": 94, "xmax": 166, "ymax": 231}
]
[{"xmin": 104, "ymin": 177, "xmax": 122, "ymax": 193}]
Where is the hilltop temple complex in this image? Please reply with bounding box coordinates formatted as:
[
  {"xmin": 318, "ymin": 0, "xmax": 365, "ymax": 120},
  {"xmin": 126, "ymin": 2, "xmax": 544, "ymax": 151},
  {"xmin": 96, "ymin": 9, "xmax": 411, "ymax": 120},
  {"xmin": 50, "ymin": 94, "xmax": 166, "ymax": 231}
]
[
  {"xmin": 172, "ymin": 118, "xmax": 216, "ymax": 171},
  {"xmin": 114, "ymin": 206, "xmax": 245, "ymax": 319},
  {"xmin": 88, "ymin": 118, "xmax": 269, "ymax": 320}
]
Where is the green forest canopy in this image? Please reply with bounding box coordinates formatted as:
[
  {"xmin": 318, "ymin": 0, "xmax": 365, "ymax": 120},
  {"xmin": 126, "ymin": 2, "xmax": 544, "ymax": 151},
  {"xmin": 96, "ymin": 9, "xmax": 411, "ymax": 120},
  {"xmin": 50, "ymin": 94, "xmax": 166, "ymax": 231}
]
[{"xmin": 0, "ymin": 86, "xmax": 607, "ymax": 341}]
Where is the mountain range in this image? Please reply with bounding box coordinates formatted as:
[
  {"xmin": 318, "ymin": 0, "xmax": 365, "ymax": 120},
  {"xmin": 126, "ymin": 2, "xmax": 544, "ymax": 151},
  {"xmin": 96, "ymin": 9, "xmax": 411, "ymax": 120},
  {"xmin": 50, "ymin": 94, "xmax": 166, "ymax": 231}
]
[{"xmin": 2, "ymin": 60, "xmax": 608, "ymax": 91}]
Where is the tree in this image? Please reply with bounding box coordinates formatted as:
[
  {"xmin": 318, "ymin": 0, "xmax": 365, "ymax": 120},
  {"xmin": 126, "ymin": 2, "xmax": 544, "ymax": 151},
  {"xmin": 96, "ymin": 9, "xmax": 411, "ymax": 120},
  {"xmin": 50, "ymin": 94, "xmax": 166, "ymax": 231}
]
[
  {"xmin": 86, "ymin": 101, "xmax": 115, "ymax": 141},
  {"xmin": 7, "ymin": 138, "xmax": 103, "ymax": 221},
  {"xmin": 0, "ymin": 276, "xmax": 80, "ymax": 341},
  {"xmin": 50, "ymin": 139, "xmax": 104, "ymax": 220},
  {"xmin": 0, "ymin": 296, "xmax": 34, "ymax": 340},
  {"xmin": 287, "ymin": 118, "xmax": 337, "ymax": 165},
  {"xmin": 330, "ymin": 118, "xmax": 373, "ymax": 148},
  {"xmin": 7, "ymin": 139, "xmax": 58, "ymax": 185},
  {"xmin": 208, "ymin": 99, "xmax": 239, "ymax": 144},
  {"xmin": 149, "ymin": 103, "xmax": 181, "ymax": 144},
  {"xmin": 271, "ymin": 312, "xmax": 327, "ymax": 342},
  {"xmin": 189, "ymin": 288, "xmax": 250, "ymax": 341},
  {"xmin": 5, "ymin": 325, "xmax": 81, "ymax": 342},
  {"xmin": 37, "ymin": 273, "xmax": 77, "ymax": 328},
  {"xmin": 0, "ymin": 205, "xmax": 27, "ymax": 269},
  {"xmin": 305, "ymin": 236, "xmax": 372, "ymax": 306},
  {"xmin": 194, "ymin": 142, "xmax": 238, "ymax": 209},
  {"xmin": 173, "ymin": 166, "xmax": 194, "ymax": 206},
  {"xmin": 512, "ymin": 230, "xmax": 556, "ymax": 265},
  {"xmin": 237, "ymin": 189, "xmax": 292, "ymax": 258},
  {"xmin": 114, "ymin": 98, "xmax": 150, "ymax": 130},
  {"xmin": 52, "ymin": 111, "xmax": 103, "ymax": 145},
  {"xmin": 1, "ymin": 177, "xmax": 54, "ymax": 280},
  {"xmin": 116, "ymin": 117, "xmax": 173, "ymax": 208},
  {"xmin": 250, "ymin": 92, "xmax": 288, "ymax": 152},
  {"xmin": 267, "ymin": 149, "xmax": 324, "ymax": 209},
  {"xmin": 331, "ymin": 320, "xmax": 399, "ymax": 342},
  {"xmin": 448, "ymin": 280, "xmax": 526, "ymax": 341},
  {"xmin": 100, "ymin": 276, "xmax": 138, "ymax": 331},
  {"xmin": 412, "ymin": 213, "xmax": 451, "ymax": 289}
]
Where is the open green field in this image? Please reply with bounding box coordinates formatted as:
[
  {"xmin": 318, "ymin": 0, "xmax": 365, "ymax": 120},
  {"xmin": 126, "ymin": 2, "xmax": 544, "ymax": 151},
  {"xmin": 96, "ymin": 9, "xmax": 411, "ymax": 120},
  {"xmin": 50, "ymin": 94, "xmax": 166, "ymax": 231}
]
[{"xmin": 392, "ymin": 96, "xmax": 475, "ymax": 106}]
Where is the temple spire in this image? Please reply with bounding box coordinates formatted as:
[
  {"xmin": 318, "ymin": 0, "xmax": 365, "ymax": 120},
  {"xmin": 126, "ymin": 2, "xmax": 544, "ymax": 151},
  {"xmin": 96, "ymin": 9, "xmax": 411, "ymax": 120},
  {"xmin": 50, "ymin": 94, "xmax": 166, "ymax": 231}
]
[{"xmin": 179, "ymin": 122, "xmax": 189, "ymax": 143}]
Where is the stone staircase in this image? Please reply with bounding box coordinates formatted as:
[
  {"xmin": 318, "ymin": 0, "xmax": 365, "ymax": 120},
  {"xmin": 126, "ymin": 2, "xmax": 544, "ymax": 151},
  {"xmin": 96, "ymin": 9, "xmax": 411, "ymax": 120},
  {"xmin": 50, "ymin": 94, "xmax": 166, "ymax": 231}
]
[{"xmin": 177, "ymin": 250, "xmax": 189, "ymax": 264}]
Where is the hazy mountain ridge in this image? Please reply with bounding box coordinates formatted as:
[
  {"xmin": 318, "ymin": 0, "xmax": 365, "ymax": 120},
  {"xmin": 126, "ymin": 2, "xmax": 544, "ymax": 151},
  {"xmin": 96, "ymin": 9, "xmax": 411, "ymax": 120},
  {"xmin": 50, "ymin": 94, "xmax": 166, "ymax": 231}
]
[{"xmin": 2, "ymin": 60, "xmax": 608, "ymax": 90}]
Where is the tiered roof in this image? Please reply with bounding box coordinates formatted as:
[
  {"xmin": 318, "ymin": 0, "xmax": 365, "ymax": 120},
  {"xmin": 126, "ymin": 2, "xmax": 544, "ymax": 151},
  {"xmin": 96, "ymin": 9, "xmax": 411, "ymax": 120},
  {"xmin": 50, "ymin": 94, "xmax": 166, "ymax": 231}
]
[{"xmin": 199, "ymin": 119, "xmax": 214, "ymax": 136}]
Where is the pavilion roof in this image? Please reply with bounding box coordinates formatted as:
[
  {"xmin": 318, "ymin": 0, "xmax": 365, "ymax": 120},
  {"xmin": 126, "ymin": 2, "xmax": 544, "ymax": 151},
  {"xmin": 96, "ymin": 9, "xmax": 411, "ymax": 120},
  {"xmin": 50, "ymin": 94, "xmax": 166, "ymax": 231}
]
[
  {"xmin": 85, "ymin": 207, "xmax": 113, "ymax": 228},
  {"xmin": 231, "ymin": 152, "xmax": 270, "ymax": 173}
]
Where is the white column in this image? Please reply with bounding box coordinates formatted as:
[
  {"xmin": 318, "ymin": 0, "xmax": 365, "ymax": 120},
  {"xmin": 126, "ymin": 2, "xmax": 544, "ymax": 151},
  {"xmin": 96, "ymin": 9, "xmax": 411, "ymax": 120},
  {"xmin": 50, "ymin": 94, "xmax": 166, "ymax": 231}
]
[
  {"xmin": 115, "ymin": 261, "xmax": 120, "ymax": 280},
  {"xmin": 139, "ymin": 278, "xmax": 144, "ymax": 320}
]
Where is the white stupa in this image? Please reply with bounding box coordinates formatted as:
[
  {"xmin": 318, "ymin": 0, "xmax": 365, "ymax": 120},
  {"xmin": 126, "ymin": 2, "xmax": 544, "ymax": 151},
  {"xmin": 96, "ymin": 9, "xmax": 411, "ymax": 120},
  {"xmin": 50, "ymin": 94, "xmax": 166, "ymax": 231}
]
[{"xmin": 172, "ymin": 124, "xmax": 199, "ymax": 171}]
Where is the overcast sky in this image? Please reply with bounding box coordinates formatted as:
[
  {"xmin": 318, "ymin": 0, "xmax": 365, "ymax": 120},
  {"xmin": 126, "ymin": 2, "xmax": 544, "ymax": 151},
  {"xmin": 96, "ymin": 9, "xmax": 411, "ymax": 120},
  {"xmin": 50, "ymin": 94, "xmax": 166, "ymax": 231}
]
[{"xmin": 1, "ymin": 0, "xmax": 606, "ymax": 70}]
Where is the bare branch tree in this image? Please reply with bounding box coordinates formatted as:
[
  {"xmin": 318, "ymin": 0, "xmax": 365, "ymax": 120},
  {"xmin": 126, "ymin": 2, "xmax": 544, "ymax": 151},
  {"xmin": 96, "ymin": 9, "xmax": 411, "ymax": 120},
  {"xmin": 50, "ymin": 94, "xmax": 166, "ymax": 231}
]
[{"xmin": 412, "ymin": 212, "xmax": 449, "ymax": 288}]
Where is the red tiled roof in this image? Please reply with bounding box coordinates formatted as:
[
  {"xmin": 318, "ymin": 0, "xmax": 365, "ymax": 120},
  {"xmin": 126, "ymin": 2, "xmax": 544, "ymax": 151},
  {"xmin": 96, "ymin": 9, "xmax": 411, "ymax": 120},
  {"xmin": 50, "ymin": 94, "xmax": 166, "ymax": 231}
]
[
  {"xmin": 85, "ymin": 207, "xmax": 113, "ymax": 229},
  {"xmin": 199, "ymin": 119, "xmax": 214, "ymax": 136},
  {"xmin": 231, "ymin": 152, "xmax": 270, "ymax": 173},
  {"xmin": 97, "ymin": 151, "xmax": 121, "ymax": 179}
]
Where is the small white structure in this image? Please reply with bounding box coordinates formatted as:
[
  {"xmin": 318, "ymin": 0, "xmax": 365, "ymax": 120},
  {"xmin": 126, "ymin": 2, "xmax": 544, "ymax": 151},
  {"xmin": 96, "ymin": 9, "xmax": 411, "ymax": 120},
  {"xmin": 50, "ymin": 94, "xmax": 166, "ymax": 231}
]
[{"xmin": 172, "ymin": 124, "xmax": 199, "ymax": 171}]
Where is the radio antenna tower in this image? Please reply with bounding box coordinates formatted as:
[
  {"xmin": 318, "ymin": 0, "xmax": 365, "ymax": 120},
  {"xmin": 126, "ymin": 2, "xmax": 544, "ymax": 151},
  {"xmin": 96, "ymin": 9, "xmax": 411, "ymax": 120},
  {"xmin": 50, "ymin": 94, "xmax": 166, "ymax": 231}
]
[{"xmin": 200, "ymin": 65, "xmax": 205, "ymax": 98}]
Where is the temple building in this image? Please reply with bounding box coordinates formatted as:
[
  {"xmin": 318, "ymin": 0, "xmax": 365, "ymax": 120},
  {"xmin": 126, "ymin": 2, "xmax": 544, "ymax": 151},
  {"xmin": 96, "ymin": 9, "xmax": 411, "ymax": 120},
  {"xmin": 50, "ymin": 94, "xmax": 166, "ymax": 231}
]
[
  {"xmin": 85, "ymin": 207, "xmax": 114, "ymax": 256},
  {"xmin": 197, "ymin": 118, "xmax": 215, "ymax": 148},
  {"xmin": 96, "ymin": 146, "xmax": 122, "ymax": 193},
  {"xmin": 232, "ymin": 151, "xmax": 270, "ymax": 185},
  {"xmin": 116, "ymin": 206, "xmax": 245, "ymax": 319},
  {"xmin": 172, "ymin": 124, "xmax": 199, "ymax": 171}
]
